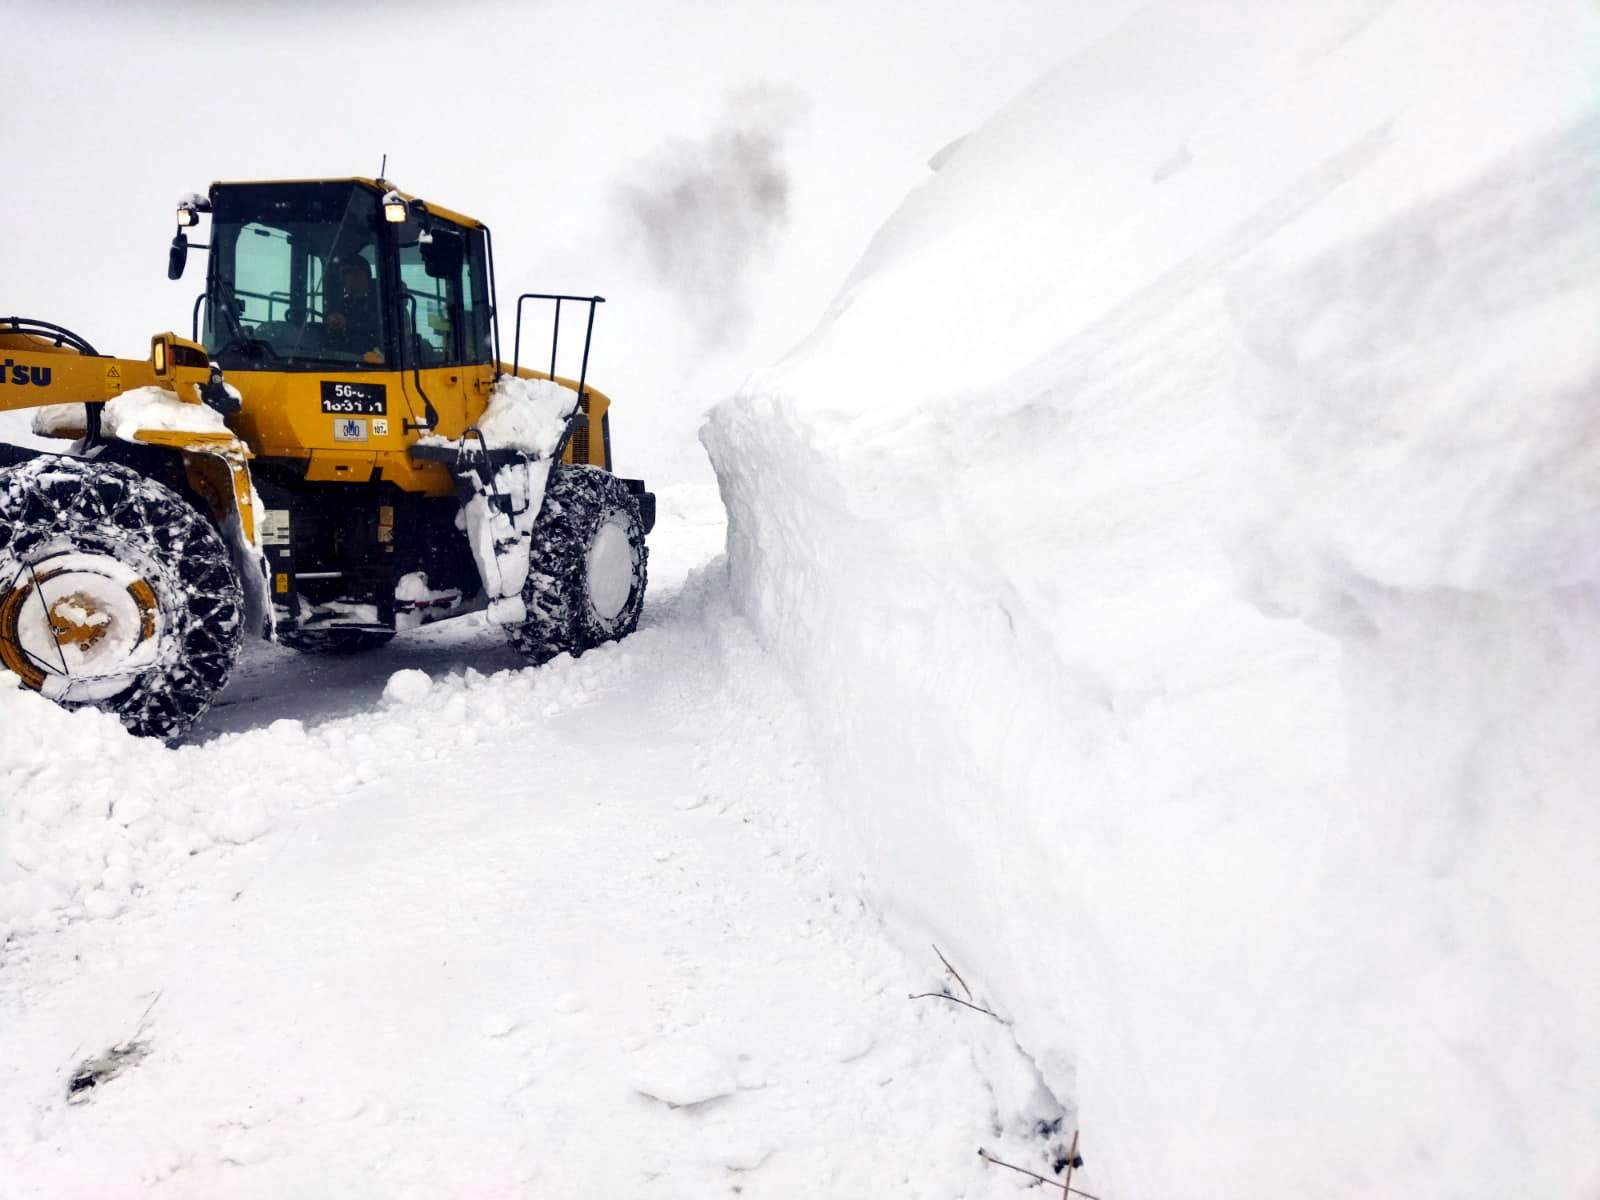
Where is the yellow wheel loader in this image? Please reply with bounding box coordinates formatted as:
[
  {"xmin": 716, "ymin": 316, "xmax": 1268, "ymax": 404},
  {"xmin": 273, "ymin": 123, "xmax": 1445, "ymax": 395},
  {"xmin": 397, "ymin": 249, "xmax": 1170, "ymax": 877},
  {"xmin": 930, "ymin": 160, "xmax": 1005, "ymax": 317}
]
[{"xmin": 0, "ymin": 178, "xmax": 653, "ymax": 740}]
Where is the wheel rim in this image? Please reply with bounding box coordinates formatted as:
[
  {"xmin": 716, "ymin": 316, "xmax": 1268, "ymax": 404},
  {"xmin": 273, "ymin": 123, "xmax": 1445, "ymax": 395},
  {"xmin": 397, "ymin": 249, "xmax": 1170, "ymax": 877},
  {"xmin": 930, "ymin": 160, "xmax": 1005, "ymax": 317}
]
[
  {"xmin": 0, "ymin": 552, "xmax": 163, "ymax": 697},
  {"xmin": 585, "ymin": 512, "xmax": 636, "ymax": 624}
]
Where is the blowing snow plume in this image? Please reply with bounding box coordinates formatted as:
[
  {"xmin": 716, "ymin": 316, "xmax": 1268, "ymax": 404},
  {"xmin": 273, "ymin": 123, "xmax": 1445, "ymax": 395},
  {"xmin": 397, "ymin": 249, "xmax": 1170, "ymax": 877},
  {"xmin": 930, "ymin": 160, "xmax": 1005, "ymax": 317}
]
[{"xmin": 616, "ymin": 88, "xmax": 800, "ymax": 347}]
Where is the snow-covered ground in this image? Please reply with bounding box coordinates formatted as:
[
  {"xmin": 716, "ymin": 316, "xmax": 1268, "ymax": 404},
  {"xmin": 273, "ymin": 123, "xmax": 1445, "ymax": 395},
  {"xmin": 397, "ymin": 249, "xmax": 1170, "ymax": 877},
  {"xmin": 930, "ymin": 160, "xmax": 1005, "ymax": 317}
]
[{"xmin": 1, "ymin": 487, "xmax": 1062, "ymax": 1197}]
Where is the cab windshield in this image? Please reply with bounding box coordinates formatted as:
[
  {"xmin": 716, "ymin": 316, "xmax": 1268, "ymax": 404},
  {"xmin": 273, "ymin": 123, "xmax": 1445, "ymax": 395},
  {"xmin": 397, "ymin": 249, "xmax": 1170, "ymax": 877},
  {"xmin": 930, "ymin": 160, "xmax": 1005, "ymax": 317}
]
[{"xmin": 204, "ymin": 182, "xmax": 390, "ymax": 370}]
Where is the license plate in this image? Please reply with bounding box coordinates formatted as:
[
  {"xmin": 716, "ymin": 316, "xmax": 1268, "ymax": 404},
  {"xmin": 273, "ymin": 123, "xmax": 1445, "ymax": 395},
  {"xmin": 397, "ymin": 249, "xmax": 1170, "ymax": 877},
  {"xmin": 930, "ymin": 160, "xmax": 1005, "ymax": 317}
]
[{"xmin": 320, "ymin": 381, "xmax": 387, "ymax": 415}]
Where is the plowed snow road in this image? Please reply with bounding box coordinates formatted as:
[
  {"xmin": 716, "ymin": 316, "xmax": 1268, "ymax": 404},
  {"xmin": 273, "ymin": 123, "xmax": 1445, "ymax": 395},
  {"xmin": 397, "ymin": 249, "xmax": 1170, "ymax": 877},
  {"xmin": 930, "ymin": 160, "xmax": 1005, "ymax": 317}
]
[{"xmin": 0, "ymin": 487, "xmax": 1037, "ymax": 1198}]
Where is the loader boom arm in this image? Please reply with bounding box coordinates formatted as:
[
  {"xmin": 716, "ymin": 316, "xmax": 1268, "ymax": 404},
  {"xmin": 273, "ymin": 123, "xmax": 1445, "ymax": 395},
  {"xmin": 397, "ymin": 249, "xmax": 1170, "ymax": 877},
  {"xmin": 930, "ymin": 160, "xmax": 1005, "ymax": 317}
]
[{"xmin": 0, "ymin": 323, "xmax": 157, "ymax": 415}]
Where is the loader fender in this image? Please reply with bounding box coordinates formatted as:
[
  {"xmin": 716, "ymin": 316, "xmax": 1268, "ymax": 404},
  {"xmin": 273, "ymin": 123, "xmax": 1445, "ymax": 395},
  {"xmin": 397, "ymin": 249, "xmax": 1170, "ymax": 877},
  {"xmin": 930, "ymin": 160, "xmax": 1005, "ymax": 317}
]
[
  {"xmin": 98, "ymin": 429, "xmax": 273, "ymax": 641},
  {"xmin": 175, "ymin": 441, "xmax": 272, "ymax": 641}
]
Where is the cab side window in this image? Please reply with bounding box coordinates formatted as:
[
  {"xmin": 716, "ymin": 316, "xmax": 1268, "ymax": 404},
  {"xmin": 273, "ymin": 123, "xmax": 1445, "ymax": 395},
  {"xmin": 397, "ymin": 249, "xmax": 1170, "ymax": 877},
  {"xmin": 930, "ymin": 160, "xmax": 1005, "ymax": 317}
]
[
  {"xmin": 235, "ymin": 223, "xmax": 294, "ymax": 323},
  {"xmin": 397, "ymin": 223, "xmax": 491, "ymax": 367}
]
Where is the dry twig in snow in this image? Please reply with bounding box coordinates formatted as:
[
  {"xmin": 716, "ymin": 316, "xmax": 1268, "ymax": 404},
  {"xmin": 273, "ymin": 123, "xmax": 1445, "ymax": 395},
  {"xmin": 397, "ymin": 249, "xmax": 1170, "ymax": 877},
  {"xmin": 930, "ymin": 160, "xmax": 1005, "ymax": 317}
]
[
  {"xmin": 978, "ymin": 1145, "xmax": 1100, "ymax": 1200},
  {"xmin": 907, "ymin": 991, "xmax": 999, "ymax": 1018},
  {"xmin": 932, "ymin": 943, "xmax": 973, "ymax": 1001}
]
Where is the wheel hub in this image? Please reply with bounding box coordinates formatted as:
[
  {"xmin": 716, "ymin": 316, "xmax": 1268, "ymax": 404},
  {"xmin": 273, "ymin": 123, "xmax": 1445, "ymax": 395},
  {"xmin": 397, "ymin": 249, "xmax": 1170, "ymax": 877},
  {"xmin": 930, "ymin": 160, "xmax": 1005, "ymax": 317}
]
[
  {"xmin": 48, "ymin": 591, "xmax": 114, "ymax": 649},
  {"xmin": 585, "ymin": 513, "xmax": 636, "ymax": 624},
  {"xmin": 0, "ymin": 555, "xmax": 162, "ymax": 693}
]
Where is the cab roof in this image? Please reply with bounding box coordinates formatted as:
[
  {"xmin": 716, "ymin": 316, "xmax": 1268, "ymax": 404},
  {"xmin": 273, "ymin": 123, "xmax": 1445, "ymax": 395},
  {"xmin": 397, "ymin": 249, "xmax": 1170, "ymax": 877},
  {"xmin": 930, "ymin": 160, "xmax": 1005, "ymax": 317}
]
[{"xmin": 208, "ymin": 177, "xmax": 483, "ymax": 231}]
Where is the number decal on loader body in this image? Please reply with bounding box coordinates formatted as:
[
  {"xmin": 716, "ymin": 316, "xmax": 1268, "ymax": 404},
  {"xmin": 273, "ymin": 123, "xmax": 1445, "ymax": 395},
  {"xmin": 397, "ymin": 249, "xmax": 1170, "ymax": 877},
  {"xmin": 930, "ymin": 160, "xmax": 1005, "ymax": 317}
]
[{"xmin": 320, "ymin": 381, "xmax": 387, "ymax": 415}]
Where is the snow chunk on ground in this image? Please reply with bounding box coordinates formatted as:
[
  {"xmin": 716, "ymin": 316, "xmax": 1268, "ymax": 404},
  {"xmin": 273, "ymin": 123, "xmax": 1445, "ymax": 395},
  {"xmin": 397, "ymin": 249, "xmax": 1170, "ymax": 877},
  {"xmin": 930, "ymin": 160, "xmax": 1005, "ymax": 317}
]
[
  {"xmin": 102, "ymin": 386, "xmax": 228, "ymax": 441},
  {"xmin": 628, "ymin": 1039, "xmax": 738, "ymax": 1108},
  {"xmin": 479, "ymin": 1013, "xmax": 518, "ymax": 1039},
  {"xmin": 382, "ymin": 668, "xmax": 433, "ymax": 706}
]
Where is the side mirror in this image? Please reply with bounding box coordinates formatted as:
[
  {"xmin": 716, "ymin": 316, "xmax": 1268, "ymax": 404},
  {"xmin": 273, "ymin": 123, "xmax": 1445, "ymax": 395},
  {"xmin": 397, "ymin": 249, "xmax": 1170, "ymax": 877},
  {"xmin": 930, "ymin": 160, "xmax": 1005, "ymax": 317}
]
[
  {"xmin": 420, "ymin": 229, "xmax": 464, "ymax": 279},
  {"xmin": 168, "ymin": 232, "xmax": 189, "ymax": 281},
  {"xmin": 198, "ymin": 366, "xmax": 241, "ymax": 415}
]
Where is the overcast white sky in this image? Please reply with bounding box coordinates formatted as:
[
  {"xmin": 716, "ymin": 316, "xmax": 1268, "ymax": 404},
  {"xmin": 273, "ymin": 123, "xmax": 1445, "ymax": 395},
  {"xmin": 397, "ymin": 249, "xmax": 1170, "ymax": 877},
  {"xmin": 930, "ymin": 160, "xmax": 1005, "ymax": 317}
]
[{"xmin": 3, "ymin": 0, "xmax": 1133, "ymax": 482}]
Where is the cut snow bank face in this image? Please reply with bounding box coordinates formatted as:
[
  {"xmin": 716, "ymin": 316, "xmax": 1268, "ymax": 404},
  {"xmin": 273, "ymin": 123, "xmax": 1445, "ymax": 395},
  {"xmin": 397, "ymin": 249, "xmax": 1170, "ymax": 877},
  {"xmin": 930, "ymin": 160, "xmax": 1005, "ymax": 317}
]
[{"xmin": 704, "ymin": 3, "xmax": 1600, "ymax": 1197}]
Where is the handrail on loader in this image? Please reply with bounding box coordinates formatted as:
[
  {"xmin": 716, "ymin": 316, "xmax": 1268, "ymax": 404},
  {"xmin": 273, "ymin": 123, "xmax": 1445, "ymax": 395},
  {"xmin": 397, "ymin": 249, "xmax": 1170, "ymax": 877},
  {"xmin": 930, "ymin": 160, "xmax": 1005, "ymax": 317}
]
[{"xmin": 510, "ymin": 293, "xmax": 606, "ymax": 414}]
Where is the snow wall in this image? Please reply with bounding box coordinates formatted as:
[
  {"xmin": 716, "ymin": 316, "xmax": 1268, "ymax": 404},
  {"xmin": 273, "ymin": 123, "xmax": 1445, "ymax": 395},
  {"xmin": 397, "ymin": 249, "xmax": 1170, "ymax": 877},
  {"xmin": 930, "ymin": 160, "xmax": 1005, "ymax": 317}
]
[{"xmin": 703, "ymin": 3, "xmax": 1600, "ymax": 1196}]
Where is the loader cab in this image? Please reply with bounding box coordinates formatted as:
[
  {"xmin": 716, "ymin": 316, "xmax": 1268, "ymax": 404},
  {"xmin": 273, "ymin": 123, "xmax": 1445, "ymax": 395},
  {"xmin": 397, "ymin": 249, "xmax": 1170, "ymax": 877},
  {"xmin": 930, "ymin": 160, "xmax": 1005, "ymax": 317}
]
[{"xmin": 199, "ymin": 180, "xmax": 494, "ymax": 376}]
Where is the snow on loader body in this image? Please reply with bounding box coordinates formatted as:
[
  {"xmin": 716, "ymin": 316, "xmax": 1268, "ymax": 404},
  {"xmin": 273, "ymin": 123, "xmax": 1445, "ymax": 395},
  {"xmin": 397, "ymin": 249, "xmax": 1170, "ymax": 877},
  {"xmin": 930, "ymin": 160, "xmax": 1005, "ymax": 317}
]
[{"xmin": 0, "ymin": 178, "xmax": 653, "ymax": 740}]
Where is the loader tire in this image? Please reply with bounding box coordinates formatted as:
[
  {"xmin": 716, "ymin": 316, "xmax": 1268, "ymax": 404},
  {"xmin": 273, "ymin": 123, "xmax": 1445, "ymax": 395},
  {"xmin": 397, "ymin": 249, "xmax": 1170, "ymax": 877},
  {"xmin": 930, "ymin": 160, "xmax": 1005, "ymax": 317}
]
[
  {"xmin": 507, "ymin": 465, "xmax": 647, "ymax": 666},
  {"xmin": 277, "ymin": 628, "xmax": 395, "ymax": 655},
  {"xmin": 0, "ymin": 456, "xmax": 243, "ymax": 742}
]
